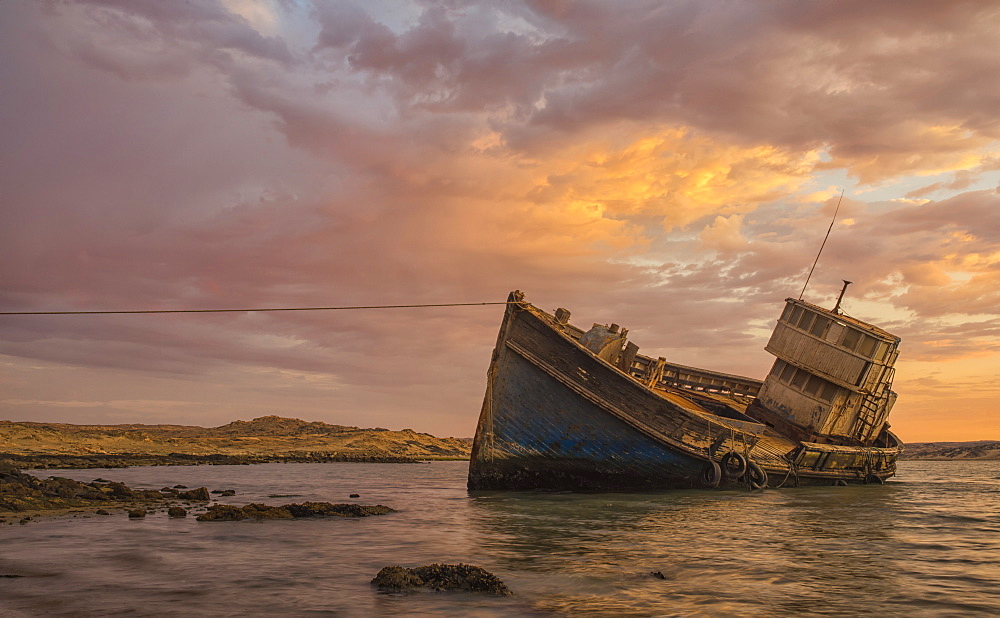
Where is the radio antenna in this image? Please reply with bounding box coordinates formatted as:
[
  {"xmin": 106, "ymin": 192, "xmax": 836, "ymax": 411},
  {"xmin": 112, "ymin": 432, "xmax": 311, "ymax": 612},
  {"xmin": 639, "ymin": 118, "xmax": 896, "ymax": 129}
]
[{"xmin": 799, "ymin": 189, "xmax": 845, "ymax": 301}]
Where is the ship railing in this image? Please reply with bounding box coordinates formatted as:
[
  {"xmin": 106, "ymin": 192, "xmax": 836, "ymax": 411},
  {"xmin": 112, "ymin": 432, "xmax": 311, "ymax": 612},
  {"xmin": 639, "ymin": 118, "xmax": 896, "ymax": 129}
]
[
  {"xmin": 548, "ymin": 306, "xmax": 763, "ymax": 399},
  {"xmin": 658, "ymin": 375, "xmax": 760, "ymax": 399},
  {"xmin": 627, "ymin": 359, "xmax": 762, "ymax": 400}
]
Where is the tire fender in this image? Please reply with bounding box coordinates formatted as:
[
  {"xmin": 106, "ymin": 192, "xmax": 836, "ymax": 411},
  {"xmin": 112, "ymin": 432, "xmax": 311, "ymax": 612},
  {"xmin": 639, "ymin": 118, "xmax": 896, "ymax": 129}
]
[
  {"xmin": 701, "ymin": 460, "xmax": 722, "ymax": 488},
  {"xmin": 721, "ymin": 451, "xmax": 748, "ymax": 479},
  {"xmin": 747, "ymin": 461, "xmax": 768, "ymax": 490}
]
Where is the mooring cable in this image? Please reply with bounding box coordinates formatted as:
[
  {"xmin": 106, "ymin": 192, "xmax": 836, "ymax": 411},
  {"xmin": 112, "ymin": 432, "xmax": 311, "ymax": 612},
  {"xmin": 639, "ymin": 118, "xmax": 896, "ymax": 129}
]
[{"xmin": 0, "ymin": 301, "xmax": 515, "ymax": 316}]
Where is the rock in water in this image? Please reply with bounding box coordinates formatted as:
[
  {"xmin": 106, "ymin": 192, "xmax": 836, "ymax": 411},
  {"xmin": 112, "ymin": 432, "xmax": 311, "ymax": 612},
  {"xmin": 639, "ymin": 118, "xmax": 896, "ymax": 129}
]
[
  {"xmin": 195, "ymin": 505, "xmax": 257, "ymax": 521},
  {"xmin": 194, "ymin": 503, "xmax": 295, "ymax": 521},
  {"xmin": 195, "ymin": 502, "xmax": 394, "ymax": 521},
  {"xmin": 167, "ymin": 507, "xmax": 187, "ymax": 517},
  {"xmin": 371, "ymin": 564, "xmax": 511, "ymax": 596},
  {"xmin": 127, "ymin": 509, "xmax": 146, "ymax": 518},
  {"xmin": 0, "ymin": 461, "xmax": 161, "ymax": 512},
  {"xmin": 177, "ymin": 487, "xmax": 210, "ymax": 501},
  {"xmin": 283, "ymin": 502, "xmax": 393, "ymax": 517},
  {"xmin": 108, "ymin": 482, "xmax": 138, "ymax": 499},
  {"xmin": 370, "ymin": 566, "xmax": 426, "ymax": 591}
]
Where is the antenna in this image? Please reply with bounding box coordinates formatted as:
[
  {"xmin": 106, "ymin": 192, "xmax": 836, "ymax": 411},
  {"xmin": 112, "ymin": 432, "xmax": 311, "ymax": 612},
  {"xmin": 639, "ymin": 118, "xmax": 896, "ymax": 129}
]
[
  {"xmin": 799, "ymin": 189, "xmax": 845, "ymax": 300},
  {"xmin": 833, "ymin": 280, "xmax": 852, "ymax": 314}
]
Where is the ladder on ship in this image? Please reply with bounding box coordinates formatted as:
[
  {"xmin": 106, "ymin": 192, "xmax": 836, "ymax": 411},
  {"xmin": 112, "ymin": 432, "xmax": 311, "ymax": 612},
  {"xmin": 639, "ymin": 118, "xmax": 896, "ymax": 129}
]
[{"xmin": 851, "ymin": 366, "xmax": 895, "ymax": 442}]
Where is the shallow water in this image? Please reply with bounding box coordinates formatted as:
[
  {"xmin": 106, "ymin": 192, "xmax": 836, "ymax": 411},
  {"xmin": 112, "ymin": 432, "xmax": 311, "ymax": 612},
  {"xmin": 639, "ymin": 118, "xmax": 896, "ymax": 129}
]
[{"xmin": 2, "ymin": 460, "xmax": 998, "ymax": 616}]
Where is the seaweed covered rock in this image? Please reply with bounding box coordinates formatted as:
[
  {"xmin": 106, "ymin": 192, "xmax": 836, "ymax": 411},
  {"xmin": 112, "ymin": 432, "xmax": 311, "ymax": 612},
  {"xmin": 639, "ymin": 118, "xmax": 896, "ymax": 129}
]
[
  {"xmin": 196, "ymin": 501, "xmax": 394, "ymax": 521},
  {"xmin": 371, "ymin": 564, "xmax": 511, "ymax": 596},
  {"xmin": 167, "ymin": 506, "xmax": 187, "ymax": 517},
  {"xmin": 107, "ymin": 482, "xmax": 139, "ymax": 499},
  {"xmin": 371, "ymin": 566, "xmax": 426, "ymax": 591},
  {"xmin": 196, "ymin": 505, "xmax": 248, "ymax": 521},
  {"xmin": 195, "ymin": 503, "xmax": 292, "ymax": 521},
  {"xmin": 283, "ymin": 502, "xmax": 394, "ymax": 518},
  {"xmin": 0, "ymin": 460, "xmax": 210, "ymax": 514},
  {"xmin": 1, "ymin": 460, "xmax": 113, "ymax": 511}
]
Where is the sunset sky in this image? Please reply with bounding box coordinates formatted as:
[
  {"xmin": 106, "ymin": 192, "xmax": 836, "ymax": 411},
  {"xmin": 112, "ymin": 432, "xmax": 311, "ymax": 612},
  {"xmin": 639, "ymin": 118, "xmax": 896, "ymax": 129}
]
[{"xmin": 2, "ymin": 0, "xmax": 999, "ymax": 442}]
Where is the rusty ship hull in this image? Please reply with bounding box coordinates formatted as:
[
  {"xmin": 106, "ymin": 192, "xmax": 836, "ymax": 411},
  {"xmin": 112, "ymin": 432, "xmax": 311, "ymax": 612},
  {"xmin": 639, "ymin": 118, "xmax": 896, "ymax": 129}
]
[{"xmin": 468, "ymin": 292, "xmax": 903, "ymax": 491}]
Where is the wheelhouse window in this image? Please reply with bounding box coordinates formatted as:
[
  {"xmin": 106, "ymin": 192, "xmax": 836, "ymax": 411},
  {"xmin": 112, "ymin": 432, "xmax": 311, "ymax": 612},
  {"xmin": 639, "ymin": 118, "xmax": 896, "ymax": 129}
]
[
  {"xmin": 858, "ymin": 335, "xmax": 878, "ymax": 357},
  {"xmin": 782, "ymin": 304, "xmax": 891, "ymax": 361},
  {"xmin": 809, "ymin": 316, "xmax": 829, "ymax": 337},
  {"xmin": 842, "ymin": 328, "xmax": 862, "ymax": 351},
  {"xmin": 820, "ymin": 382, "xmax": 839, "ymax": 401},
  {"xmin": 796, "ymin": 309, "xmax": 815, "ymax": 331},
  {"xmin": 780, "ymin": 363, "xmax": 796, "ymax": 383},
  {"xmin": 791, "ymin": 369, "xmax": 808, "ymax": 389},
  {"xmin": 770, "ymin": 360, "xmax": 842, "ymax": 403},
  {"xmin": 840, "ymin": 327, "xmax": 881, "ymax": 359}
]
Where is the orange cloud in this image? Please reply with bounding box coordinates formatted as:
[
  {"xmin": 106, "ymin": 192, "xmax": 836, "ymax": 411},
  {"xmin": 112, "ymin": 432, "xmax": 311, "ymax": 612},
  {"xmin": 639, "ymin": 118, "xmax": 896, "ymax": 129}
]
[
  {"xmin": 522, "ymin": 128, "xmax": 818, "ymax": 231},
  {"xmin": 4, "ymin": 0, "xmax": 1000, "ymax": 441}
]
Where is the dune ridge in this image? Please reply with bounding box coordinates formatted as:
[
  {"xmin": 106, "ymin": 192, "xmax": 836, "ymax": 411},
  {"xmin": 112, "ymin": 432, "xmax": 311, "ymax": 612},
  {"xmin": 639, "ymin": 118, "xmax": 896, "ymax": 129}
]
[{"xmin": 0, "ymin": 415, "xmax": 471, "ymax": 468}]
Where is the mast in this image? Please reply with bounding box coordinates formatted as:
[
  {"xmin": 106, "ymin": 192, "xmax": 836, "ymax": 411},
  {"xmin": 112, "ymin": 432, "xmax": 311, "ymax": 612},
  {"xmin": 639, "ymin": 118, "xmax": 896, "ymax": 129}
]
[
  {"xmin": 799, "ymin": 189, "xmax": 845, "ymax": 300},
  {"xmin": 832, "ymin": 280, "xmax": 852, "ymax": 314}
]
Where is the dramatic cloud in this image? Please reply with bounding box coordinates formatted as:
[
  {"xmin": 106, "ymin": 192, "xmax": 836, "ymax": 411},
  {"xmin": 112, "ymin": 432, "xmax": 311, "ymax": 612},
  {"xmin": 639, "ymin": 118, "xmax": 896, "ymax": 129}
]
[{"xmin": 2, "ymin": 0, "xmax": 999, "ymax": 440}]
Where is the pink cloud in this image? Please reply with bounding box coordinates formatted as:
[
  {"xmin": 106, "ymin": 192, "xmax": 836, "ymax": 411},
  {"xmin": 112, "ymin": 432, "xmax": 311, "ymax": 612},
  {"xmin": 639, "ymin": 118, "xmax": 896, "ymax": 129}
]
[{"xmin": 2, "ymin": 1, "xmax": 999, "ymax": 440}]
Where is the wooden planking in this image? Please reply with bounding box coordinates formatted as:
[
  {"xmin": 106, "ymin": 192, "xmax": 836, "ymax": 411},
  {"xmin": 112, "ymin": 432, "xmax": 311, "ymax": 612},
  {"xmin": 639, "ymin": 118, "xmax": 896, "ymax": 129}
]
[
  {"xmin": 766, "ymin": 322, "xmax": 870, "ymax": 387},
  {"xmin": 469, "ymin": 300, "xmax": 902, "ymax": 490}
]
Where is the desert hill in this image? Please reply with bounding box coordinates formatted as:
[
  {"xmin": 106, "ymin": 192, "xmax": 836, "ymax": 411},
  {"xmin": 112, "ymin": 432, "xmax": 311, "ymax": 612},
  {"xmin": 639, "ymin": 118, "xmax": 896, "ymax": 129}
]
[
  {"xmin": 0, "ymin": 415, "xmax": 471, "ymax": 468},
  {"xmin": 901, "ymin": 440, "xmax": 1000, "ymax": 460}
]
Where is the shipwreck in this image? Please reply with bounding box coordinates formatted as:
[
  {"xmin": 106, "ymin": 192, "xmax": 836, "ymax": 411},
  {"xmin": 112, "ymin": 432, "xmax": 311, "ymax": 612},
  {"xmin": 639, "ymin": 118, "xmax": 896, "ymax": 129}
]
[{"xmin": 468, "ymin": 288, "xmax": 902, "ymax": 491}]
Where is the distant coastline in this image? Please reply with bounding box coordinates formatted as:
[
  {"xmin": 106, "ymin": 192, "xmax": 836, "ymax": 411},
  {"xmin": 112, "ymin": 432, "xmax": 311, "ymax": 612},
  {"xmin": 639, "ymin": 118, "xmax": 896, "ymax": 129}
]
[
  {"xmin": 2, "ymin": 417, "xmax": 997, "ymax": 469},
  {"xmin": 900, "ymin": 440, "xmax": 1000, "ymax": 461},
  {"xmin": 0, "ymin": 416, "xmax": 472, "ymax": 469}
]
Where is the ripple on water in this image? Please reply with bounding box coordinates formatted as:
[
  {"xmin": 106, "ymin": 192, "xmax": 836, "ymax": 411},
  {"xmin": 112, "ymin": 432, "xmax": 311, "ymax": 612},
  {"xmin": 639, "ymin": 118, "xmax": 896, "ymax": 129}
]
[{"xmin": 2, "ymin": 460, "xmax": 999, "ymax": 615}]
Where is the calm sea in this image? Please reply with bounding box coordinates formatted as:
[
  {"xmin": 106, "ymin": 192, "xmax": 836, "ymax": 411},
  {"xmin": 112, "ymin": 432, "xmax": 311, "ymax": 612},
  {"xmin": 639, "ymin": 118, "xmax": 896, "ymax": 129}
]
[{"xmin": 2, "ymin": 460, "xmax": 998, "ymax": 616}]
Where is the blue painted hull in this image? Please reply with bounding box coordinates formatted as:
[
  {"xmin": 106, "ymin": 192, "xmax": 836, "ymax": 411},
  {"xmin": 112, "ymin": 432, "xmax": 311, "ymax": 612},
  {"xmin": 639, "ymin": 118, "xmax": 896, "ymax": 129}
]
[
  {"xmin": 468, "ymin": 298, "xmax": 725, "ymax": 491},
  {"xmin": 472, "ymin": 347, "xmax": 707, "ymax": 490}
]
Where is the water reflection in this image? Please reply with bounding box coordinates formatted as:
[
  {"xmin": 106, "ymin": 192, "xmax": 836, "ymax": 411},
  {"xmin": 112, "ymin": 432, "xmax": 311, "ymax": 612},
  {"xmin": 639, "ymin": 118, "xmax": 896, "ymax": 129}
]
[
  {"xmin": 2, "ymin": 461, "xmax": 998, "ymax": 616},
  {"xmin": 467, "ymin": 473, "xmax": 1000, "ymax": 615}
]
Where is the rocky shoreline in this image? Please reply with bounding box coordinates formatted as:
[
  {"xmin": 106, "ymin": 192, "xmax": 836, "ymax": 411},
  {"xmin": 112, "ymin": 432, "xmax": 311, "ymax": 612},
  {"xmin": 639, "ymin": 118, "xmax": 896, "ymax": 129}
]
[
  {"xmin": 900, "ymin": 440, "xmax": 1000, "ymax": 460},
  {"xmin": 0, "ymin": 459, "xmax": 398, "ymax": 525},
  {"xmin": 2, "ymin": 451, "xmax": 425, "ymax": 470},
  {"xmin": 0, "ymin": 459, "xmax": 212, "ymax": 522}
]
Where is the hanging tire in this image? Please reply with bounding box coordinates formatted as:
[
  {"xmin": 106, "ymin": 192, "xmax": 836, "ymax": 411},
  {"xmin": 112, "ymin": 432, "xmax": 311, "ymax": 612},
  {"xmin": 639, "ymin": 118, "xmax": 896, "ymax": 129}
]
[
  {"xmin": 701, "ymin": 460, "xmax": 722, "ymax": 488},
  {"xmin": 721, "ymin": 451, "xmax": 748, "ymax": 479},
  {"xmin": 747, "ymin": 461, "xmax": 768, "ymax": 490},
  {"xmin": 864, "ymin": 473, "xmax": 884, "ymax": 485}
]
